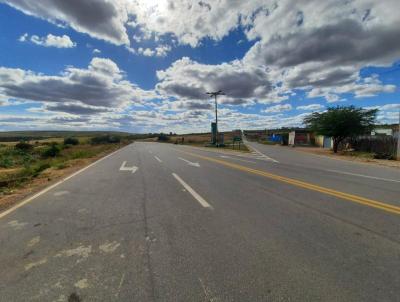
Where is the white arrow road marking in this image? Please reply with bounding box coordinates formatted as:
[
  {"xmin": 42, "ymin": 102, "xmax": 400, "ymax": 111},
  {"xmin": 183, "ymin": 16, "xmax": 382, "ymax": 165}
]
[
  {"xmin": 172, "ymin": 173, "xmax": 212, "ymax": 209},
  {"xmin": 178, "ymin": 157, "xmax": 200, "ymax": 167},
  {"xmin": 119, "ymin": 161, "xmax": 138, "ymax": 173}
]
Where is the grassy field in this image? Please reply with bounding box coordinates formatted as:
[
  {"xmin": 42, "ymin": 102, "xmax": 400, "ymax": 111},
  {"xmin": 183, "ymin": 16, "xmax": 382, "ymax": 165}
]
[{"xmin": 0, "ymin": 134, "xmax": 132, "ymax": 197}]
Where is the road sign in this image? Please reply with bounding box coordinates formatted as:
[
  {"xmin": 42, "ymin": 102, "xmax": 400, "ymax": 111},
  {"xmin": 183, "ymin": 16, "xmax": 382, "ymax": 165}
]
[
  {"xmin": 219, "ymin": 133, "xmax": 224, "ymax": 145},
  {"xmin": 211, "ymin": 122, "xmax": 217, "ymax": 144}
]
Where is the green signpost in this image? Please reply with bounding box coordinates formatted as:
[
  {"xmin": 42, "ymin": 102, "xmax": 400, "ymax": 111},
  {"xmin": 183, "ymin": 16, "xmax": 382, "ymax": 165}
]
[
  {"xmin": 232, "ymin": 136, "xmax": 242, "ymax": 149},
  {"xmin": 211, "ymin": 122, "xmax": 217, "ymax": 145}
]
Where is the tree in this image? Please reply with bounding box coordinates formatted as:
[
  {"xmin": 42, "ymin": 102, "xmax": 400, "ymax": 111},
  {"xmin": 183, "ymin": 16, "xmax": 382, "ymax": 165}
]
[
  {"xmin": 303, "ymin": 106, "xmax": 378, "ymax": 153},
  {"xmin": 15, "ymin": 141, "xmax": 33, "ymax": 152},
  {"xmin": 157, "ymin": 133, "xmax": 169, "ymax": 142},
  {"xmin": 90, "ymin": 135, "xmax": 121, "ymax": 144},
  {"xmin": 42, "ymin": 143, "xmax": 61, "ymax": 158},
  {"xmin": 64, "ymin": 137, "xmax": 79, "ymax": 145}
]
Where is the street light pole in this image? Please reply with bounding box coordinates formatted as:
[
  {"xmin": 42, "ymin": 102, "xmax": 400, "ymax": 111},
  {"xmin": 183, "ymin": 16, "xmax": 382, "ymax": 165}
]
[
  {"xmin": 207, "ymin": 90, "xmax": 225, "ymax": 146},
  {"xmin": 214, "ymin": 94, "xmax": 218, "ymax": 140},
  {"xmin": 397, "ymin": 109, "xmax": 400, "ymax": 160}
]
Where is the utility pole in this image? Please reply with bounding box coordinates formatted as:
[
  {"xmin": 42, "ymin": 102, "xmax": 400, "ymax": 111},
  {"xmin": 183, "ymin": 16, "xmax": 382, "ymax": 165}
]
[
  {"xmin": 397, "ymin": 109, "xmax": 400, "ymax": 160},
  {"xmin": 206, "ymin": 90, "xmax": 225, "ymax": 146}
]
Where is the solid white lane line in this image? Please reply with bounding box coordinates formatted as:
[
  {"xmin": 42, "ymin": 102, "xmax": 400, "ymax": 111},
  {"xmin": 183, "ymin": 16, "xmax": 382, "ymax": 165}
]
[
  {"xmin": 325, "ymin": 169, "xmax": 400, "ymax": 183},
  {"xmin": 0, "ymin": 144, "xmax": 131, "ymax": 220},
  {"xmin": 172, "ymin": 173, "xmax": 212, "ymax": 209},
  {"xmin": 154, "ymin": 156, "xmax": 162, "ymax": 163}
]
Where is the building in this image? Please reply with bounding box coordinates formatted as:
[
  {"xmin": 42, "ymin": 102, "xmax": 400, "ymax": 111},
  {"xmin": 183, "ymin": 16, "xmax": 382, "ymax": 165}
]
[
  {"xmin": 315, "ymin": 135, "xmax": 333, "ymax": 148},
  {"xmin": 371, "ymin": 128, "xmax": 393, "ymax": 136},
  {"xmin": 288, "ymin": 130, "xmax": 313, "ymax": 146}
]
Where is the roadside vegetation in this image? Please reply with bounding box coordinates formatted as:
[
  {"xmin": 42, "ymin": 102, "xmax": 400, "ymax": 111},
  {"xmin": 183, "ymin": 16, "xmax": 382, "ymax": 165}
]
[
  {"xmin": 304, "ymin": 106, "xmax": 378, "ymax": 153},
  {"xmin": 158, "ymin": 132, "xmax": 249, "ymax": 152},
  {"xmin": 245, "ymin": 106, "xmax": 398, "ymax": 161},
  {"xmin": 0, "ymin": 134, "xmax": 131, "ymax": 197}
]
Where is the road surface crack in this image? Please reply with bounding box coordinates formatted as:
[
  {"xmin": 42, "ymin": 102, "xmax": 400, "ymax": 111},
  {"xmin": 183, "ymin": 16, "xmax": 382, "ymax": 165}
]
[{"xmin": 139, "ymin": 155, "xmax": 157, "ymax": 302}]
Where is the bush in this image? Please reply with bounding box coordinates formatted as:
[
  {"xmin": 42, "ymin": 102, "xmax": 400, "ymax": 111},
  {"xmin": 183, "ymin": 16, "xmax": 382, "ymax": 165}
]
[
  {"xmin": 157, "ymin": 133, "xmax": 170, "ymax": 141},
  {"xmin": 343, "ymin": 135, "xmax": 396, "ymax": 160},
  {"xmin": 0, "ymin": 156, "xmax": 14, "ymax": 168},
  {"xmin": 108, "ymin": 135, "xmax": 121, "ymax": 143},
  {"xmin": 90, "ymin": 135, "xmax": 121, "ymax": 144},
  {"xmin": 42, "ymin": 143, "xmax": 61, "ymax": 158},
  {"xmin": 15, "ymin": 142, "xmax": 33, "ymax": 152},
  {"xmin": 70, "ymin": 150, "xmax": 95, "ymax": 159},
  {"xmin": 54, "ymin": 162, "xmax": 68, "ymax": 170},
  {"xmin": 373, "ymin": 152, "xmax": 395, "ymax": 160},
  {"xmin": 20, "ymin": 152, "xmax": 34, "ymax": 165},
  {"xmin": 64, "ymin": 137, "xmax": 79, "ymax": 145},
  {"xmin": 18, "ymin": 162, "xmax": 51, "ymax": 179},
  {"xmin": 33, "ymin": 163, "xmax": 51, "ymax": 176}
]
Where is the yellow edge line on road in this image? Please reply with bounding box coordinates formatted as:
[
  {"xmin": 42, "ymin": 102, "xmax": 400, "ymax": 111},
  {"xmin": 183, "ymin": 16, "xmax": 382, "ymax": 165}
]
[{"xmin": 178, "ymin": 149, "xmax": 400, "ymax": 216}]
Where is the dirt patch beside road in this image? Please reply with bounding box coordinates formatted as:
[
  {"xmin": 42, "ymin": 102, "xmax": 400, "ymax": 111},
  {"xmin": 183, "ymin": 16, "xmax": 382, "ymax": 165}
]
[{"xmin": 293, "ymin": 146, "xmax": 400, "ymax": 169}]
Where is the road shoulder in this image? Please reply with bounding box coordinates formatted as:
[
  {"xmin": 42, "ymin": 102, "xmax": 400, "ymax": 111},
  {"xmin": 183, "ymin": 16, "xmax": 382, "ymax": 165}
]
[
  {"xmin": 292, "ymin": 146, "xmax": 400, "ymax": 169},
  {"xmin": 0, "ymin": 144, "xmax": 129, "ymax": 214},
  {"xmin": 250, "ymin": 142, "xmax": 400, "ymax": 169}
]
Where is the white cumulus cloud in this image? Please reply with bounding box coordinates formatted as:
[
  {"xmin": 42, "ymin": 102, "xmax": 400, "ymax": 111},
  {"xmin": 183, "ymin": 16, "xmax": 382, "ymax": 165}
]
[
  {"xmin": 156, "ymin": 57, "xmax": 274, "ymax": 107},
  {"xmin": 296, "ymin": 104, "xmax": 324, "ymax": 111},
  {"xmin": 19, "ymin": 33, "xmax": 76, "ymax": 48},
  {"xmin": 0, "ymin": 57, "xmax": 156, "ymax": 114},
  {"xmin": 4, "ymin": 0, "xmax": 130, "ymax": 45},
  {"xmin": 263, "ymin": 104, "xmax": 292, "ymax": 113}
]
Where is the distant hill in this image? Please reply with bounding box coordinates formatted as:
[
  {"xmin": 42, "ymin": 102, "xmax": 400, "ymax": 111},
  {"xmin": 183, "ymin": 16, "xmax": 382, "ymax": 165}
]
[{"xmin": 0, "ymin": 130, "xmax": 133, "ymax": 142}]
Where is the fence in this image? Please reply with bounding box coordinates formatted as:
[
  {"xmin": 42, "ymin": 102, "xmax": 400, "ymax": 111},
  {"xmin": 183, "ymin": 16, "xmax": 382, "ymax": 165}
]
[{"xmin": 342, "ymin": 135, "xmax": 398, "ymax": 159}]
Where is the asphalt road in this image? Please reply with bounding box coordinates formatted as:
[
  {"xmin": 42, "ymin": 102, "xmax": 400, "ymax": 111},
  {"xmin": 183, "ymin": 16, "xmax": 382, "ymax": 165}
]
[{"xmin": 0, "ymin": 142, "xmax": 399, "ymax": 301}]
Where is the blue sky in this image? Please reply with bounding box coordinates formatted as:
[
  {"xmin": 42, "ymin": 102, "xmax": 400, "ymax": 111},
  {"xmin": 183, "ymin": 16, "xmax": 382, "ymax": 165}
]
[{"xmin": 0, "ymin": 1, "xmax": 399, "ymax": 133}]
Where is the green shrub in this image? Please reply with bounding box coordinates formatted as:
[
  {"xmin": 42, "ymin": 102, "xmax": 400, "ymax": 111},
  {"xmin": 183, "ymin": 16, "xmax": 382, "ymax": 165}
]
[
  {"xmin": 21, "ymin": 153, "xmax": 34, "ymax": 165},
  {"xmin": 54, "ymin": 162, "xmax": 68, "ymax": 169},
  {"xmin": 373, "ymin": 152, "xmax": 395, "ymax": 160},
  {"xmin": 90, "ymin": 135, "xmax": 121, "ymax": 144},
  {"xmin": 157, "ymin": 133, "xmax": 169, "ymax": 141},
  {"xmin": 15, "ymin": 142, "xmax": 33, "ymax": 152},
  {"xmin": 42, "ymin": 143, "xmax": 61, "ymax": 158},
  {"xmin": 0, "ymin": 156, "xmax": 14, "ymax": 168},
  {"xmin": 18, "ymin": 162, "xmax": 51, "ymax": 178},
  {"xmin": 64, "ymin": 137, "xmax": 79, "ymax": 145},
  {"xmin": 33, "ymin": 163, "xmax": 51, "ymax": 176},
  {"xmin": 70, "ymin": 150, "xmax": 95, "ymax": 159}
]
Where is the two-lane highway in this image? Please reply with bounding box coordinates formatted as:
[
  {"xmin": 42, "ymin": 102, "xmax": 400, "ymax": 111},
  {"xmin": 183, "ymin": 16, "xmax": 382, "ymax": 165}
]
[{"xmin": 0, "ymin": 142, "xmax": 399, "ymax": 301}]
